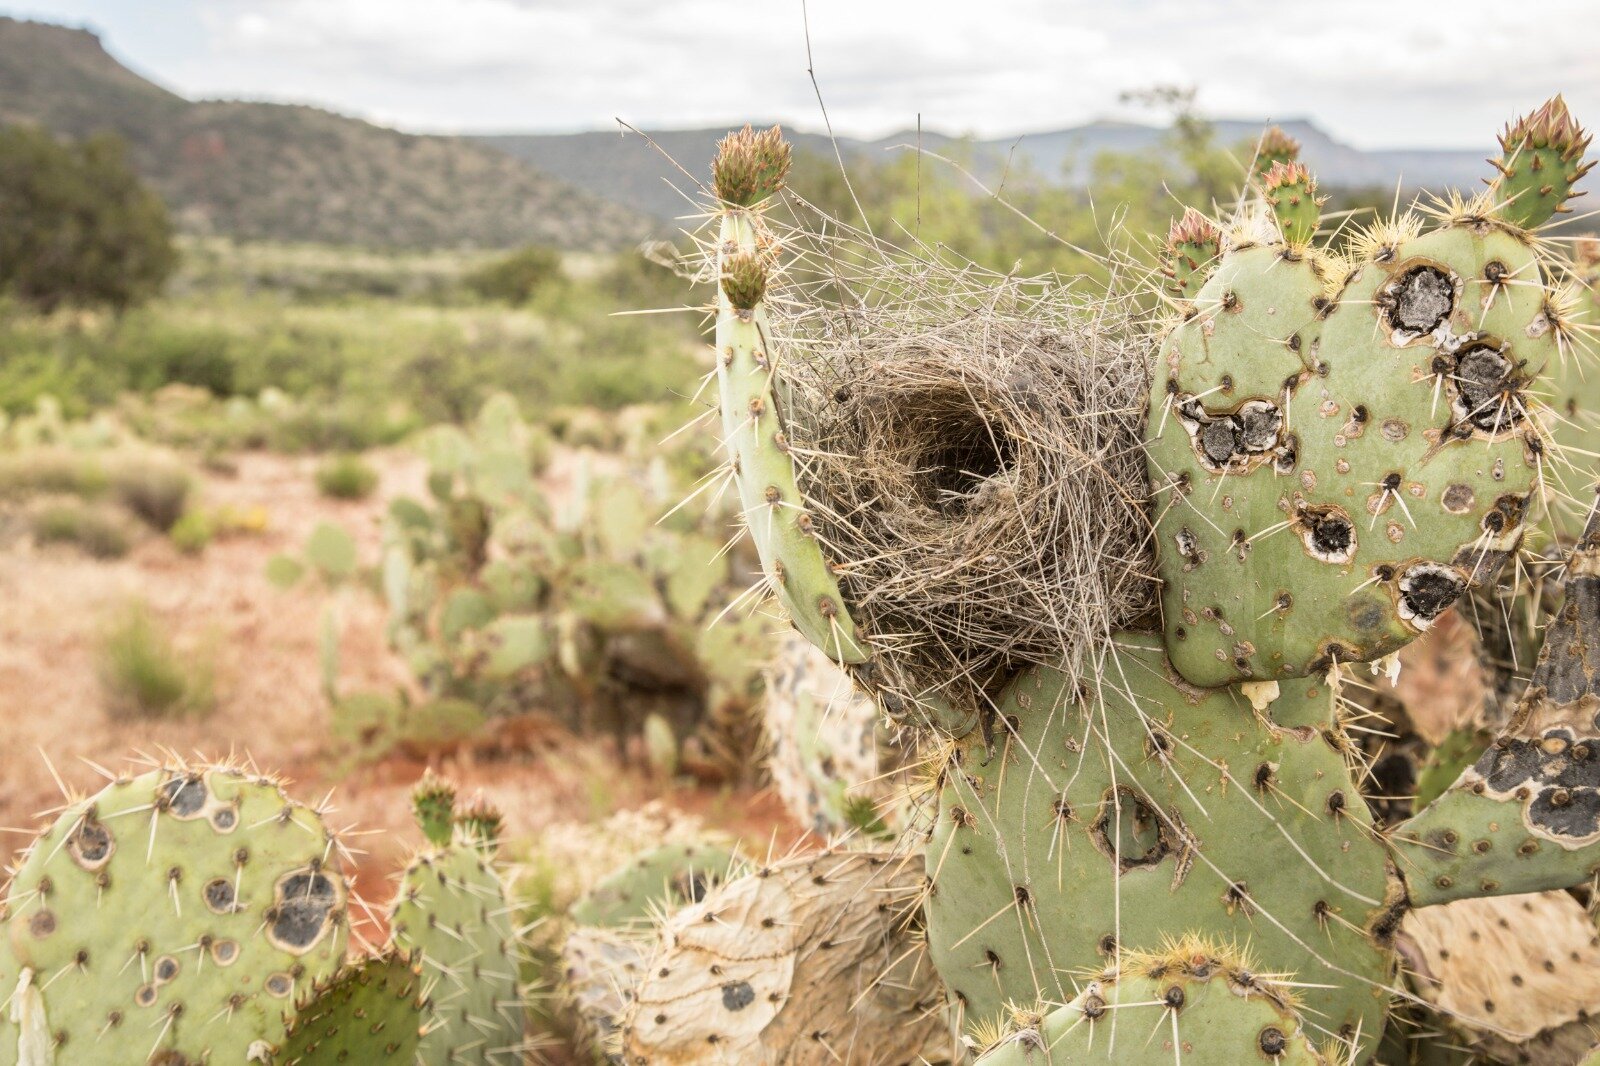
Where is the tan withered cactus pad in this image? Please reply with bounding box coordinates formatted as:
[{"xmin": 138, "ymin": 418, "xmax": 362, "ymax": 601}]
[
  {"xmin": 1404, "ymin": 890, "xmax": 1600, "ymax": 1063},
  {"xmin": 620, "ymin": 849, "xmax": 957, "ymax": 1064}
]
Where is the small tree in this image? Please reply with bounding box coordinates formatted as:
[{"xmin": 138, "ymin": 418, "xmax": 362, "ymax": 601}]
[{"xmin": 0, "ymin": 125, "xmax": 176, "ymax": 313}]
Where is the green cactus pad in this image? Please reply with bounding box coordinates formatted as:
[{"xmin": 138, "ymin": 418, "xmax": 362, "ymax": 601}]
[
  {"xmin": 713, "ymin": 193, "xmax": 866, "ymax": 664},
  {"xmin": 568, "ymin": 843, "xmax": 739, "ymax": 930},
  {"xmin": 924, "ymin": 634, "xmax": 1397, "ymax": 1062},
  {"xmin": 1161, "ymin": 208, "xmax": 1223, "ymax": 305},
  {"xmin": 275, "ymin": 951, "xmax": 429, "ymax": 1065},
  {"xmin": 974, "ymin": 940, "xmax": 1325, "ymax": 1065},
  {"xmin": 2, "ymin": 762, "xmax": 349, "ymax": 1065},
  {"xmin": 1491, "ymin": 96, "xmax": 1594, "ymax": 230},
  {"xmin": 1260, "ymin": 161, "xmax": 1323, "ymax": 246},
  {"xmin": 1395, "ymin": 511, "xmax": 1600, "ymax": 906},
  {"xmin": 1543, "ymin": 254, "xmax": 1600, "ymax": 539},
  {"xmin": 1149, "ymin": 216, "xmax": 1549, "ymax": 687},
  {"xmin": 390, "ymin": 842, "xmax": 526, "ymax": 1064}
]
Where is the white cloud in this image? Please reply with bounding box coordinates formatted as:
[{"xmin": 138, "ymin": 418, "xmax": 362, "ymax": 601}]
[{"xmin": 23, "ymin": 0, "xmax": 1600, "ymax": 147}]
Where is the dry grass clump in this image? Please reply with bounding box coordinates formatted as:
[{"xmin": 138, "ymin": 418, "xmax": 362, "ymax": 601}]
[{"xmin": 754, "ymin": 213, "xmax": 1161, "ymax": 717}]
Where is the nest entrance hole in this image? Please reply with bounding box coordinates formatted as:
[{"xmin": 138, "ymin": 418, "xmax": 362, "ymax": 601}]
[{"xmin": 890, "ymin": 393, "xmax": 1017, "ymax": 515}]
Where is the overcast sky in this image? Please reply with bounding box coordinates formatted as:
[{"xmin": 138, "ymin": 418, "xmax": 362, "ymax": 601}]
[{"xmin": 11, "ymin": 0, "xmax": 1600, "ymax": 149}]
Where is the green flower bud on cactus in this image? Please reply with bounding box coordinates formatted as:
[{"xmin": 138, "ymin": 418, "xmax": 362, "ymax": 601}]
[
  {"xmin": 1259, "ymin": 160, "xmax": 1323, "ymax": 246},
  {"xmin": 1491, "ymin": 95, "xmax": 1595, "ymax": 230},
  {"xmin": 412, "ymin": 769, "xmax": 457, "ymax": 848},
  {"xmin": 276, "ymin": 951, "xmax": 429, "ymax": 1064},
  {"xmin": 719, "ymin": 249, "xmax": 768, "ymax": 312},
  {"xmin": 974, "ymin": 938, "xmax": 1325, "ymax": 1065},
  {"xmin": 453, "ymin": 795, "xmax": 504, "ymax": 853},
  {"xmin": 1252, "ymin": 124, "xmax": 1301, "ymax": 176},
  {"xmin": 711, "ymin": 124, "xmax": 792, "ymax": 207},
  {"xmin": 1162, "ymin": 207, "xmax": 1223, "ymax": 304}
]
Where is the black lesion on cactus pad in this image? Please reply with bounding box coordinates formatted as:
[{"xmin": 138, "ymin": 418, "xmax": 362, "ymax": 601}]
[
  {"xmin": 1380, "ymin": 265, "xmax": 1455, "ymax": 341},
  {"xmin": 158, "ymin": 774, "xmax": 208, "ymax": 818},
  {"xmin": 1293, "ymin": 504, "xmax": 1356, "ymax": 563},
  {"xmin": 721, "ymin": 980, "xmax": 756, "ymax": 1012},
  {"xmin": 1178, "ymin": 397, "xmax": 1283, "ymax": 472},
  {"xmin": 67, "ymin": 815, "xmax": 114, "ymax": 870},
  {"xmin": 267, "ymin": 867, "xmax": 340, "ymax": 953},
  {"xmin": 1396, "ymin": 563, "xmax": 1467, "ymax": 628},
  {"xmin": 1449, "ymin": 342, "xmax": 1527, "ymax": 434},
  {"xmin": 1474, "ymin": 728, "xmax": 1600, "ymax": 840}
]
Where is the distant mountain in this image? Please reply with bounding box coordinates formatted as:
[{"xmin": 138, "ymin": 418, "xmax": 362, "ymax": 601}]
[
  {"xmin": 0, "ymin": 17, "xmax": 653, "ymax": 250},
  {"xmin": 482, "ymin": 120, "xmax": 1494, "ymax": 223}
]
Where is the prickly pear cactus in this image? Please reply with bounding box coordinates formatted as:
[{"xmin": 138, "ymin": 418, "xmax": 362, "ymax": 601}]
[
  {"xmin": 1394, "ymin": 507, "xmax": 1600, "ymax": 904},
  {"xmin": 558, "ymin": 843, "xmax": 739, "ymax": 1062},
  {"xmin": 619, "ymin": 850, "xmax": 956, "ymax": 1065},
  {"xmin": 923, "ymin": 634, "xmax": 1397, "ymax": 1059},
  {"xmin": 559, "ymin": 925, "xmax": 645, "ymax": 1063},
  {"xmin": 568, "ymin": 843, "xmax": 739, "ymax": 930},
  {"xmin": 275, "ymin": 951, "xmax": 429, "ymax": 1065},
  {"xmin": 710, "ymin": 125, "xmax": 867, "ymax": 665},
  {"xmin": 973, "ymin": 938, "xmax": 1325, "ymax": 1065},
  {"xmin": 763, "ymin": 631, "xmax": 914, "ymax": 836},
  {"xmin": 1, "ymin": 761, "xmax": 349, "ymax": 1065},
  {"xmin": 390, "ymin": 798, "xmax": 526, "ymax": 1064},
  {"xmin": 1147, "ymin": 99, "xmax": 1589, "ymax": 688}
]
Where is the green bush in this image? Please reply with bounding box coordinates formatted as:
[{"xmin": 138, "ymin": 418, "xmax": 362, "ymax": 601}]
[
  {"xmin": 465, "ymin": 245, "xmax": 563, "ymax": 304},
  {"xmin": 168, "ymin": 510, "xmax": 214, "ymax": 555},
  {"xmin": 96, "ymin": 601, "xmax": 216, "ymax": 720},
  {"xmin": 315, "ymin": 453, "xmax": 379, "ymax": 500},
  {"xmin": 31, "ymin": 501, "xmax": 132, "ymax": 559},
  {"xmin": 111, "ymin": 459, "xmax": 191, "ymax": 532}
]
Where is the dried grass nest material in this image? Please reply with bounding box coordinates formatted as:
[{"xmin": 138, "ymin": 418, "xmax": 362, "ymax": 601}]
[{"xmin": 762, "ymin": 235, "xmax": 1160, "ymax": 718}]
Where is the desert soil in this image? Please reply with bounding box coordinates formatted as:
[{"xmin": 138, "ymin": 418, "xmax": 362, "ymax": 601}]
[{"xmin": 0, "ymin": 447, "xmax": 799, "ymax": 942}]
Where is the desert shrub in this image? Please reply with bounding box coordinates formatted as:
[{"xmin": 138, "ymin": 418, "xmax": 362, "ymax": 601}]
[
  {"xmin": 31, "ymin": 501, "xmax": 132, "ymax": 559},
  {"xmin": 465, "ymin": 245, "xmax": 564, "ymax": 304},
  {"xmin": 314, "ymin": 453, "xmax": 380, "ymax": 500},
  {"xmin": 0, "ymin": 450, "xmax": 109, "ymax": 499},
  {"xmin": 168, "ymin": 510, "xmax": 213, "ymax": 554},
  {"xmin": 96, "ymin": 600, "xmax": 216, "ymax": 720},
  {"xmin": 110, "ymin": 459, "xmax": 191, "ymax": 531}
]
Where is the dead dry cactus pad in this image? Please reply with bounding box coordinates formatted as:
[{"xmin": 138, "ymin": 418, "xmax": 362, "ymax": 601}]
[
  {"xmin": 618, "ymin": 849, "xmax": 957, "ymax": 1064},
  {"xmin": 763, "ymin": 630, "xmax": 920, "ymax": 836},
  {"xmin": 696, "ymin": 98, "xmax": 1600, "ymax": 1066},
  {"xmin": 1403, "ymin": 891, "xmax": 1600, "ymax": 1064}
]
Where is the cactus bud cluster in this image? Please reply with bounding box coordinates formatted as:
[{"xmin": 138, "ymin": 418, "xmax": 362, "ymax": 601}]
[{"xmin": 711, "ymin": 124, "xmax": 792, "ymax": 207}]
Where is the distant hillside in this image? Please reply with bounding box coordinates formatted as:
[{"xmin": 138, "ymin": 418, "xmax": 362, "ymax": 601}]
[
  {"xmin": 0, "ymin": 17, "xmax": 652, "ymax": 250},
  {"xmin": 482, "ymin": 120, "xmax": 1494, "ymax": 223}
]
